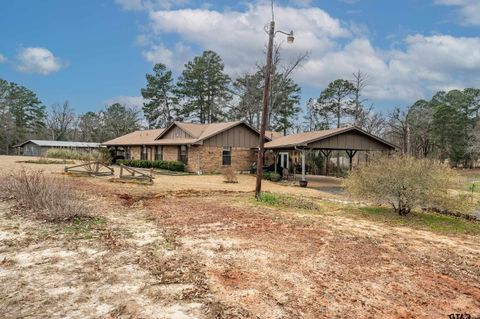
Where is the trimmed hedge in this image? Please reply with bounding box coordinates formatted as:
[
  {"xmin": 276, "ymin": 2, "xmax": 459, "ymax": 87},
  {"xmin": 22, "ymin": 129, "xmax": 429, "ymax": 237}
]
[
  {"xmin": 263, "ymin": 172, "xmax": 281, "ymax": 182},
  {"xmin": 117, "ymin": 159, "xmax": 185, "ymax": 172}
]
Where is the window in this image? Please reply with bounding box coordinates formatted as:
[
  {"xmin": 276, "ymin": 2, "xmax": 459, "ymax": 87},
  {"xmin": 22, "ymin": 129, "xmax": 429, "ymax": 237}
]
[
  {"xmin": 141, "ymin": 145, "xmax": 148, "ymax": 160},
  {"xmin": 154, "ymin": 146, "xmax": 163, "ymax": 161},
  {"xmin": 178, "ymin": 145, "xmax": 188, "ymax": 164},
  {"xmin": 222, "ymin": 146, "xmax": 232, "ymax": 166}
]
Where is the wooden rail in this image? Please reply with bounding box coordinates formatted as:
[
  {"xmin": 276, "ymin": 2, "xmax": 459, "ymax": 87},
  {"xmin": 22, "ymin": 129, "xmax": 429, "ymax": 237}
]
[
  {"xmin": 64, "ymin": 161, "xmax": 114, "ymax": 176},
  {"xmin": 117, "ymin": 164, "xmax": 154, "ymax": 184}
]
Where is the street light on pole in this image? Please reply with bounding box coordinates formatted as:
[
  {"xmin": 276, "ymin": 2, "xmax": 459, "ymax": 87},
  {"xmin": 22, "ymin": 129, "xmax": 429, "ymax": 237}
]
[{"xmin": 255, "ymin": 1, "xmax": 295, "ymax": 199}]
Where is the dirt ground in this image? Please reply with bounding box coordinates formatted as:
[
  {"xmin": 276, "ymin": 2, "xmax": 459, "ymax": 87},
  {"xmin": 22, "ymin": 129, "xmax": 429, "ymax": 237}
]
[{"xmin": 0, "ymin": 155, "xmax": 479, "ymax": 318}]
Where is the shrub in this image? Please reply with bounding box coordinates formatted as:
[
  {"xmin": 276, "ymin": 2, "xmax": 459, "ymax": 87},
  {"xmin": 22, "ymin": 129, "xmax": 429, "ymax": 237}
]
[
  {"xmin": 0, "ymin": 169, "xmax": 90, "ymax": 222},
  {"xmin": 262, "ymin": 171, "xmax": 281, "ymax": 182},
  {"xmin": 262, "ymin": 172, "xmax": 271, "ymax": 180},
  {"xmin": 269, "ymin": 172, "xmax": 281, "ymax": 182},
  {"xmin": 46, "ymin": 148, "xmax": 82, "ymax": 160},
  {"xmin": 117, "ymin": 159, "xmax": 185, "ymax": 172},
  {"xmin": 344, "ymin": 155, "xmax": 463, "ymax": 216},
  {"xmin": 222, "ymin": 167, "xmax": 238, "ymax": 183},
  {"xmin": 46, "ymin": 148, "xmax": 110, "ymax": 163},
  {"xmin": 93, "ymin": 148, "xmax": 113, "ymax": 165}
]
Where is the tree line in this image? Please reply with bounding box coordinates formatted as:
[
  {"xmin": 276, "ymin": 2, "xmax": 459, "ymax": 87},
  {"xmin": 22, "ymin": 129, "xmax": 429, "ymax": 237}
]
[
  {"xmin": 142, "ymin": 48, "xmax": 304, "ymax": 136},
  {"xmin": 0, "ymin": 78, "xmax": 140, "ymax": 154},
  {"xmin": 2, "ymin": 48, "xmax": 480, "ymax": 167}
]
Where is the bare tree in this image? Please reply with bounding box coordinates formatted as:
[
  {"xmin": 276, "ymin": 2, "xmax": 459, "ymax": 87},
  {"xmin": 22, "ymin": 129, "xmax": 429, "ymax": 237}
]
[
  {"xmin": 351, "ymin": 71, "xmax": 369, "ymax": 126},
  {"xmin": 47, "ymin": 101, "xmax": 76, "ymax": 141},
  {"xmin": 268, "ymin": 45, "xmax": 309, "ymax": 132},
  {"xmin": 387, "ymin": 106, "xmax": 410, "ymax": 153}
]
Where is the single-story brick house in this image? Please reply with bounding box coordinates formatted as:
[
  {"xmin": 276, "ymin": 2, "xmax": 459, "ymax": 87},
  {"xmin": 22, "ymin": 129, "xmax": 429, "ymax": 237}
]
[
  {"xmin": 102, "ymin": 121, "xmax": 278, "ymax": 174},
  {"xmin": 14, "ymin": 140, "xmax": 101, "ymax": 156}
]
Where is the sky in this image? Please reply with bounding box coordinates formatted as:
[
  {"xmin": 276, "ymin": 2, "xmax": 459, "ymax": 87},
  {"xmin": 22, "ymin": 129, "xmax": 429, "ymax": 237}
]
[{"xmin": 1, "ymin": 0, "xmax": 480, "ymax": 116}]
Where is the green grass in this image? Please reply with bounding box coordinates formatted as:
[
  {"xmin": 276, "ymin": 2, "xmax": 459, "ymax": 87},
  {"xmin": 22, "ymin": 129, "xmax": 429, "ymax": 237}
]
[
  {"xmin": 353, "ymin": 206, "xmax": 480, "ymax": 235},
  {"xmin": 252, "ymin": 191, "xmax": 479, "ymax": 236},
  {"xmin": 255, "ymin": 192, "xmax": 321, "ymax": 211},
  {"xmin": 465, "ymin": 181, "xmax": 480, "ymax": 193},
  {"xmin": 62, "ymin": 217, "xmax": 107, "ymax": 239}
]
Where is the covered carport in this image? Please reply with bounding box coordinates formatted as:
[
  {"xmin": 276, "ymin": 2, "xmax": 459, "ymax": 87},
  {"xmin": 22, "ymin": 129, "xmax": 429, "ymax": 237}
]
[{"xmin": 264, "ymin": 126, "xmax": 398, "ymax": 182}]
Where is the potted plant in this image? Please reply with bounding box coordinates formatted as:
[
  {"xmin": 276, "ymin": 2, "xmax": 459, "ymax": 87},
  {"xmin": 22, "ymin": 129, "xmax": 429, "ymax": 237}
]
[{"xmin": 299, "ymin": 179, "xmax": 308, "ymax": 187}]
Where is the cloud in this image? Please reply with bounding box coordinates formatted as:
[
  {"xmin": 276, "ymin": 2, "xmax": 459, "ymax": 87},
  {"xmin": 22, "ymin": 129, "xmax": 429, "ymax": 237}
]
[
  {"xmin": 0, "ymin": 54, "xmax": 6, "ymax": 63},
  {"xmin": 298, "ymin": 34, "xmax": 480, "ymax": 101},
  {"xmin": 105, "ymin": 95, "xmax": 145, "ymax": 110},
  {"xmin": 142, "ymin": 42, "xmax": 193, "ymax": 70},
  {"xmin": 147, "ymin": 4, "xmax": 350, "ymax": 76},
  {"xmin": 16, "ymin": 47, "xmax": 64, "ymax": 75},
  {"xmin": 120, "ymin": 2, "xmax": 480, "ymax": 104},
  {"xmin": 435, "ymin": 0, "xmax": 480, "ymax": 25}
]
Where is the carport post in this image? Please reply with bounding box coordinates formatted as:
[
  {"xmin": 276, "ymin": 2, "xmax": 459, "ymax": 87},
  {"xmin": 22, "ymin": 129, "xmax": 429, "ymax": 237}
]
[
  {"xmin": 274, "ymin": 151, "xmax": 278, "ymax": 174},
  {"xmin": 301, "ymin": 149, "xmax": 306, "ymax": 181},
  {"xmin": 346, "ymin": 150, "xmax": 357, "ymax": 171}
]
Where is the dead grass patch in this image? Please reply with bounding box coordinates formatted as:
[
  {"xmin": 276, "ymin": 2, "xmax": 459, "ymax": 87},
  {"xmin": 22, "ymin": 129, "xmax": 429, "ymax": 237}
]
[
  {"xmin": 205, "ymin": 301, "xmax": 258, "ymax": 319},
  {"xmin": 0, "ymin": 169, "xmax": 92, "ymax": 223}
]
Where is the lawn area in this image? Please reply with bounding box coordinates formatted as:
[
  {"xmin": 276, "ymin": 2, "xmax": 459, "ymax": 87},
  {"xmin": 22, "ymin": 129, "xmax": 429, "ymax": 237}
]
[
  {"xmin": 355, "ymin": 206, "xmax": 480, "ymax": 235},
  {"xmin": 0, "ymin": 155, "xmax": 479, "ymax": 318}
]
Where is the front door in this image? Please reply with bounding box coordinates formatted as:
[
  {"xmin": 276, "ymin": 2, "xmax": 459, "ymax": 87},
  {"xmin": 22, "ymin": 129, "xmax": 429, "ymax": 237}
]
[{"xmin": 279, "ymin": 152, "xmax": 289, "ymax": 169}]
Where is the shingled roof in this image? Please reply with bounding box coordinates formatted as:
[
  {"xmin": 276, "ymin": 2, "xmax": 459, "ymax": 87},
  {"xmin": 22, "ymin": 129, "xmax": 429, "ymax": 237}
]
[
  {"xmin": 102, "ymin": 128, "xmax": 164, "ymax": 146},
  {"xmin": 264, "ymin": 126, "xmax": 397, "ymax": 150},
  {"xmin": 102, "ymin": 121, "xmax": 270, "ymax": 146}
]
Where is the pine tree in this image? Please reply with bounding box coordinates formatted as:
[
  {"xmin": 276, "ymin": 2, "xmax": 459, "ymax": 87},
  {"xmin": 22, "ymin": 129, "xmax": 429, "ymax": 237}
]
[
  {"xmin": 102, "ymin": 103, "xmax": 140, "ymax": 140},
  {"xmin": 317, "ymin": 79, "xmax": 355, "ymax": 129},
  {"xmin": 141, "ymin": 63, "xmax": 177, "ymax": 128},
  {"xmin": 176, "ymin": 51, "xmax": 232, "ymax": 123},
  {"xmin": 231, "ymin": 72, "xmax": 263, "ymax": 128},
  {"xmin": 0, "ymin": 79, "xmax": 46, "ymax": 153},
  {"xmin": 269, "ymin": 74, "xmax": 301, "ymax": 135}
]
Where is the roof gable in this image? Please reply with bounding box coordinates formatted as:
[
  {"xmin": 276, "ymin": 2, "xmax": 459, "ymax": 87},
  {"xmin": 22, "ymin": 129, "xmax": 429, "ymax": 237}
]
[
  {"xmin": 265, "ymin": 126, "xmax": 397, "ymax": 150},
  {"xmin": 155, "ymin": 122, "xmax": 206, "ymax": 140},
  {"xmin": 154, "ymin": 121, "xmax": 269, "ymax": 145},
  {"xmin": 102, "ymin": 121, "xmax": 270, "ymax": 147}
]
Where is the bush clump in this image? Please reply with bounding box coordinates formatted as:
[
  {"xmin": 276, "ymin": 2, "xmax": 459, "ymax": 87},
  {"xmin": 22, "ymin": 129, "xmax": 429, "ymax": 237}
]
[
  {"xmin": 262, "ymin": 172, "xmax": 281, "ymax": 182},
  {"xmin": 222, "ymin": 167, "xmax": 238, "ymax": 183},
  {"xmin": 0, "ymin": 169, "xmax": 90, "ymax": 222},
  {"xmin": 46, "ymin": 148, "xmax": 112, "ymax": 164},
  {"xmin": 117, "ymin": 159, "xmax": 185, "ymax": 172},
  {"xmin": 344, "ymin": 155, "xmax": 465, "ymax": 216}
]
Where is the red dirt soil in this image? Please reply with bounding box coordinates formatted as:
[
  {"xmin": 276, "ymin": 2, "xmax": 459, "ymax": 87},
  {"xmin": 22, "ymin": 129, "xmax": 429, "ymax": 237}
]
[{"xmin": 137, "ymin": 195, "xmax": 480, "ymax": 319}]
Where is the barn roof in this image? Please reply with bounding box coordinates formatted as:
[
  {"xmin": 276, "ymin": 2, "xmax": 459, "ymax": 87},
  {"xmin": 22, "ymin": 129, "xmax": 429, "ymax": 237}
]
[{"xmin": 15, "ymin": 140, "xmax": 101, "ymax": 148}]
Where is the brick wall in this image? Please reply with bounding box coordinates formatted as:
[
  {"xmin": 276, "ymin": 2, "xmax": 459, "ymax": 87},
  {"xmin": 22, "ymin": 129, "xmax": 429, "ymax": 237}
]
[
  {"xmin": 126, "ymin": 144, "xmax": 255, "ymax": 174},
  {"xmin": 186, "ymin": 146, "xmax": 256, "ymax": 174},
  {"xmin": 162, "ymin": 146, "xmax": 178, "ymax": 161},
  {"xmin": 130, "ymin": 146, "xmax": 141, "ymax": 160}
]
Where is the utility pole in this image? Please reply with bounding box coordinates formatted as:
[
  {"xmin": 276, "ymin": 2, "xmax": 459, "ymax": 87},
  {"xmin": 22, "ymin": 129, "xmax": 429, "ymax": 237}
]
[
  {"xmin": 255, "ymin": 0, "xmax": 294, "ymax": 199},
  {"xmin": 255, "ymin": 20, "xmax": 275, "ymax": 199}
]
